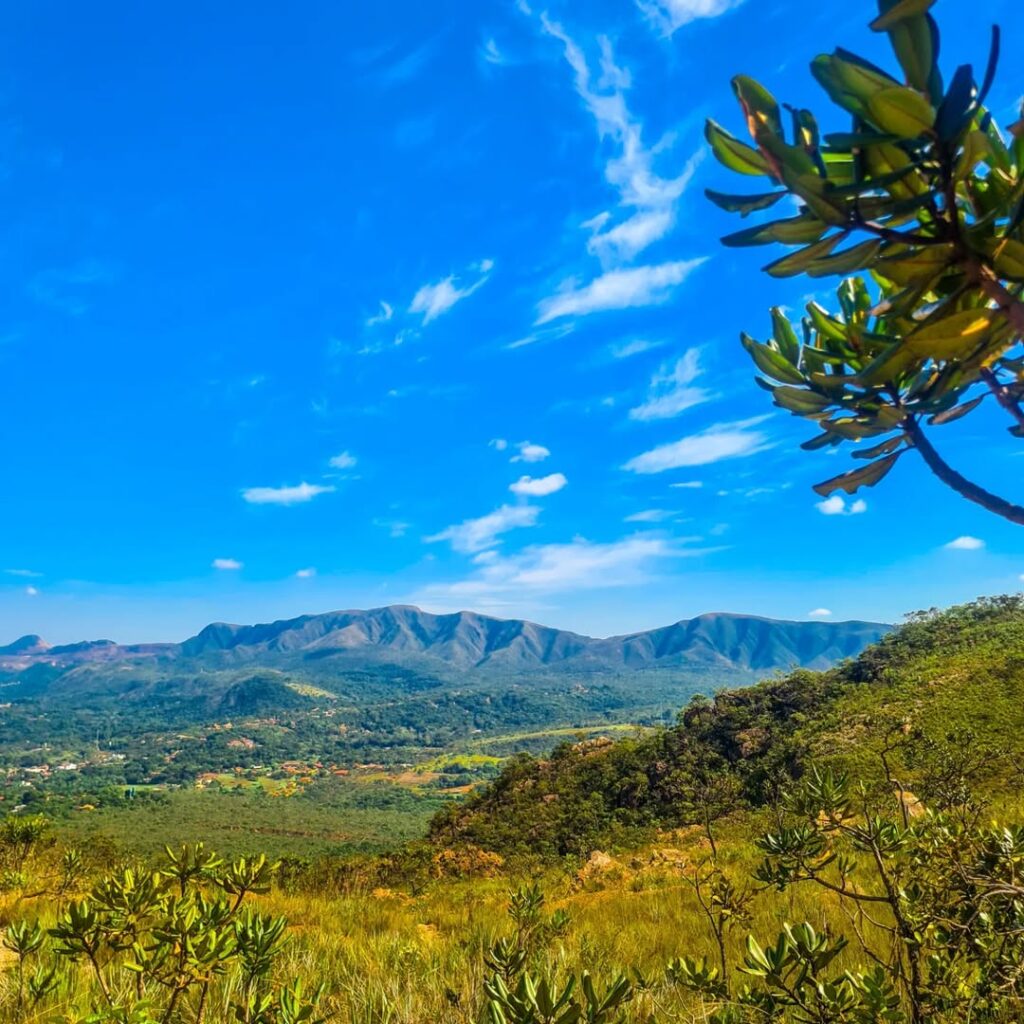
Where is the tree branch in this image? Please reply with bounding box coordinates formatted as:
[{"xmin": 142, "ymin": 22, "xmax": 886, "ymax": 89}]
[
  {"xmin": 980, "ymin": 367, "xmax": 1024, "ymax": 429},
  {"xmin": 904, "ymin": 418, "xmax": 1024, "ymax": 525}
]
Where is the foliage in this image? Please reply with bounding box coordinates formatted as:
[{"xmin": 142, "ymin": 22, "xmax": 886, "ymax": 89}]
[
  {"xmin": 431, "ymin": 596, "xmax": 1024, "ymax": 856},
  {"xmin": 707, "ymin": 0, "xmax": 1024, "ymax": 521}
]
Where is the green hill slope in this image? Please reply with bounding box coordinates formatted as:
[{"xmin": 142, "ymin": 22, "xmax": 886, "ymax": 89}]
[{"xmin": 431, "ymin": 596, "xmax": 1024, "ymax": 857}]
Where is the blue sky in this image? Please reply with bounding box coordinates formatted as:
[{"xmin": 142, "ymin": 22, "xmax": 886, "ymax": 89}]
[{"xmin": 2, "ymin": 0, "xmax": 1022, "ymax": 643}]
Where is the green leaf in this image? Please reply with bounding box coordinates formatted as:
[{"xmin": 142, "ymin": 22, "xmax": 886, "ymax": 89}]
[
  {"xmin": 801, "ymin": 432, "xmax": 842, "ymax": 451},
  {"xmin": 771, "ymin": 308, "xmax": 801, "ymax": 362},
  {"xmin": 905, "ymin": 307, "xmax": 999, "ymax": 358},
  {"xmin": 866, "ymin": 87, "xmax": 935, "ymax": 138},
  {"xmin": 705, "ymin": 119, "xmax": 771, "ymax": 176},
  {"xmin": 704, "ymin": 189, "xmax": 787, "ymax": 216},
  {"xmin": 763, "ymin": 234, "xmax": 842, "ymax": 278},
  {"xmin": 928, "ymin": 394, "xmax": 985, "ymax": 425},
  {"xmin": 804, "ymin": 239, "xmax": 884, "ymax": 278},
  {"xmin": 772, "ymin": 386, "xmax": 832, "ymax": 414},
  {"xmin": 885, "ymin": 14, "xmax": 938, "ymax": 94},
  {"xmin": 852, "ymin": 435, "xmax": 907, "ymax": 459},
  {"xmin": 732, "ymin": 75, "xmax": 784, "ymax": 138},
  {"xmin": 741, "ymin": 332, "xmax": 806, "ymax": 385},
  {"xmin": 806, "ymin": 303, "xmax": 849, "ymax": 344},
  {"xmin": 721, "ymin": 215, "xmax": 828, "ymax": 247},
  {"xmin": 985, "ymin": 237, "xmax": 1024, "ymax": 282},
  {"xmin": 870, "ymin": 0, "xmax": 937, "ymax": 32},
  {"xmin": 813, "ymin": 452, "xmax": 903, "ymax": 496},
  {"xmin": 935, "ymin": 64, "xmax": 977, "ymax": 143}
]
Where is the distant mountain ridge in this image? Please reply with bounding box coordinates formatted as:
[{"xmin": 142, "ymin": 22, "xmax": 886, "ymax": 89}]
[{"xmin": 0, "ymin": 604, "xmax": 889, "ymax": 676}]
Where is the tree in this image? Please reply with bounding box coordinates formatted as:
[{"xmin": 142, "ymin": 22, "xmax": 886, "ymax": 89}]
[{"xmin": 706, "ymin": 0, "xmax": 1024, "ymax": 522}]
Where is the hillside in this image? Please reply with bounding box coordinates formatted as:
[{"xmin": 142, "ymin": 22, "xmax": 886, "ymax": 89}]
[
  {"xmin": 430, "ymin": 596, "xmax": 1024, "ymax": 857},
  {"xmin": 0, "ymin": 605, "xmax": 887, "ymax": 681}
]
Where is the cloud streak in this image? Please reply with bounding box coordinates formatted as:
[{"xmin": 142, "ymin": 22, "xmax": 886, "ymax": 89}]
[
  {"xmin": 241, "ymin": 482, "xmax": 336, "ymax": 506},
  {"xmin": 637, "ymin": 0, "xmax": 744, "ymax": 36},
  {"xmin": 509, "ymin": 473, "xmax": 568, "ymax": 497},
  {"xmin": 624, "ymin": 416, "xmax": 772, "ymax": 473},
  {"xmin": 426, "ymin": 504, "xmax": 540, "ymax": 554},
  {"xmin": 536, "ymin": 259, "xmax": 705, "ymax": 324},
  {"xmin": 410, "ymin": 260, "xmax": 493, "ymax": 324},
  {"xmin": 629, "ymin": 348, "xmax": 713, "ymax": 421}
]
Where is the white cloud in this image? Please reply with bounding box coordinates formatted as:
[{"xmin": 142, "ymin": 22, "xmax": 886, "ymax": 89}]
[
  {"xmin": 374, "ymin": 518, "xmax": 411, "ymax": 538},
  {"xmin": 481, "ymin": 37, "xmax": 508, "ymax": 66},
  {"xmin": 409, "ymin": 260, "xmax": 493, "ymax": 324},
  {"xmin": 536, "ymin": 259, "xmax": 705, "ymax": 324},
  {"xmin": 816, "ymin": 495, "xmax": 868, "ymax": 517},
  {"xmin": 610, "ymin": 338, "xmax": 665, "ymax": 360},
  {"xmin": 510, "ymin": 473, "xmax": 568, "ymax": 497},
  {"xmin": 489, "ymin": 438, "xmax": 509, "ymax": 451},
  {"xmin": 365, "ymin": 301, "xmax": 393, "ymax": 327},
  {"xmin": 945, "ymin": 535, "xmax": 984, "ymax": 551},
  {"xmin": 295, "ymin": 567, "xmax": 316, "ymax": 578},
  {"xmin": 808, "ymin": 607, "xmax": 832, "ymax": 619},
  {"xmin": 5, "ymin": 568, "xmax": 42, "ymax": 578},
  {"xmin": 329, "ymin": 451, "xmax": 358, "ymax": 470},
  {"xmin": 624, "ymin": 416, "xmax": 772, "ymax": 474},
  {"xmin": 212, "ymin": 558, "xmax": 243, "ymax": 571},
  {"xmin": 670, "ymin": 480, "xmax": 703, "ymax": 489},
  {"xmin": 241, "ymin": 482, "xmax": 336, "ymax": 506},
  {"xmin": 629, "ymin": 348, "xmax": 712, "ymax": 421},
  {"xmin": 624, "ymin": 509, "xmax": 676, "ymax": 523},
  {"xmin": 416, "ymin": 534, "xmax": 694, "ymax": 605},
  {"xmin": 638, "ymin": 0, "xmax": 744, "ymax": 36},
  {"xmin": 511, "ymin": 441, "xmax": 550, "ymax": 463},
  {"xmin": 426, "ymin": 504, "xmax": 541, "ymax": 554},
  {"xmin": 25, "ymin": 585, "xmax": 39, "ymax": 597},
  {"xmin": 538, "ymin": 17, "xmax": 702, "ymax": 266}
]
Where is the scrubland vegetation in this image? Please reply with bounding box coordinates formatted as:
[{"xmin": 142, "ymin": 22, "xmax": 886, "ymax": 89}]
[{"xmin": 1, "ymin": 598, "xmax": 1024, "ymax": 1023}]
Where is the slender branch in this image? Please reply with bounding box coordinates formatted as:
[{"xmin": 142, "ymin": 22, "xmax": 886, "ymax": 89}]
[
  {"xmin": 973, "ymin": 265, "xmax": 1024, "ymax": 337},
  {"xmin": 852, "ymin": 215, "xmax": 944, "ymax": 248},
  {"xmin": 904, "ymin": 418, "xmax": 1024, "ymax": 525},
  {"xmin": 980, "ymin": 367, "xmax": 1024, "ymax": 429}
]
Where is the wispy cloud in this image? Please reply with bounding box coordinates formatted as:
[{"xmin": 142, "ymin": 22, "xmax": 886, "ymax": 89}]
[
  {"xmin": 808, "ymin": 607, "xmax": 832, "ymax": 619},
  {"xmin": 624, "ymin": 508, "xmax": 678, "ymax": 523},
  {"xmin": 536, "ymin": 259, "xmax": 705, "ymax": 324},
  {"xmin": 5, "ymin": 568, "xmax": 42, "ymax": 578},
  {"xmin": 624, "ymin": 416, "xmax": 772, "ymax": 473},
  {"xmin": 609, "ymin": 338, "xmax": 665, "ymax": 360},
  {"xmin": 212, "ymin": 558, "xmax": 243, "ymax": 571},
  {"xmin": 510, "ymin": 473, "xmax": 567, "ymax": 497},
  {"xmin": 945, "ymin": 535, "xmax": 984, "ymax": 551},
  {"xmin": 817, "ymin": 495, "xmax": 867, "ymax": 516},
  {"xmin": 670, "ymin": 480, "xmax": 703, "ymax": 489},
  {"xmin": 426, "ymin": 504, "xmax": 541, "ymax": 554},
  {"xmin": 295, "ymin": 567, "xmax": 316, "ymax": 578},
  {"xmin": 629, "ymin": 348, "xmax": 713, "ymax": 421},
  {"xmin": 241, "ymin": 482, "xmax": 336, "ymax": 506},
  {"xmin": 25, "ymin": 585, "xmax": 38, "ymax": 597},
  {"xmin": 365, "ymin": 301, "xmax": 393, "ymax": 327},
  {"xmin": 637, "ymin": 0, "xmax": 744, "ymax": 37},
  {"xmin": 409, "ymin": 259, "xmax": 493, "ymax": 324},
  {"xmin": 538, "ymin": 17, "xmax": 701, "ymax": 266},
  {"xmin": 480, "ymin": 37, "xmax": 509, "ymax": 66},
  {"xmin": 374, "ymin": 518, "xmax": 411, "ymax": 539},
  {"xmin": 328, "ymin": 451, "xmax": 358, "ymax": 470},
  {"xmin": 511, "ymin": 441, "xmax": 550, "ymax": 463},
  {"xmin": 415, "ymin": 533, "xmax": 710, "ymax": 607}
]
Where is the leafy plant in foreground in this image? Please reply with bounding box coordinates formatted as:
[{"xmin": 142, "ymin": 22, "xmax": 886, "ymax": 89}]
[{"xmin": 707, "ymin": 0, "xmax": 1024, "ymax": 521}]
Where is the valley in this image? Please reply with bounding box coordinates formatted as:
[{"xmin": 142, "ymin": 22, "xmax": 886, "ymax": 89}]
[{"xmin": 0, "ymin": 605, "xmax": 886, "ymax": 855}]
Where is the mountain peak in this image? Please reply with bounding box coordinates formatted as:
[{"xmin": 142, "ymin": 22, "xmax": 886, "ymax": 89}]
[{"xmin": 0, "ymin": 634, "xmax": 49, "ymax": 655}]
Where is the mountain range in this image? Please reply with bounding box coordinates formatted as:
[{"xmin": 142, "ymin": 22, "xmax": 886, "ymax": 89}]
[{"xmin": 0, "ymin": 604, "xmax": 889, "ymax": 678}]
